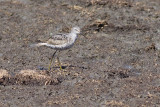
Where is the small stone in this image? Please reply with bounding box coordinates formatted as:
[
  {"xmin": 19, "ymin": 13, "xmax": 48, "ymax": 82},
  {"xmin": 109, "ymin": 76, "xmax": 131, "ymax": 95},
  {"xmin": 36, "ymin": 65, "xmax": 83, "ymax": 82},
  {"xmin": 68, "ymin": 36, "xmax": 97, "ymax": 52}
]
[
  {"xmin": 0, "ymin": 69, "xmax": 10, "ymax": 79},
  {"xmin": 155, "ymin": 43, "xmax": 160, "ymax": 50}
]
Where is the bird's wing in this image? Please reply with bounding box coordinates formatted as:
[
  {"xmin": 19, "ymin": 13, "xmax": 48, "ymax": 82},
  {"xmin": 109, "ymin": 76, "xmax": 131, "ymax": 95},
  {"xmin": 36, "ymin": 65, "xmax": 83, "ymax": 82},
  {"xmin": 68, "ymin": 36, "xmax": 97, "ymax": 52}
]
[{"xmin": 47, "ymin": 33, "xmax": 68, "ymax": 45}]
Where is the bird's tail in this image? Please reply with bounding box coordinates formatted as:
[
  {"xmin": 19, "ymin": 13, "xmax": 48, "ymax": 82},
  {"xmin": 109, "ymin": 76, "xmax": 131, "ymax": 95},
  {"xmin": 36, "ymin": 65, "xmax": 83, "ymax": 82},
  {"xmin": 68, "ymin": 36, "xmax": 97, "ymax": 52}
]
[{"xmin": 30, "ymin": 43, "xmax": 48, "ymax": 47}]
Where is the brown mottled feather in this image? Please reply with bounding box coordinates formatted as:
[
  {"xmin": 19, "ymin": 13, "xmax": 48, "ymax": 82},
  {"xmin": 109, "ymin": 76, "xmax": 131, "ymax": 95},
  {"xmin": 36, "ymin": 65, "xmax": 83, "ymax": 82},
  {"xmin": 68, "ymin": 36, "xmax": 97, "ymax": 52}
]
[
  {"xmin": 47, "ymin": 33, "xmax": 69, "ymax": 45},
  {"xmin": 47, "ymin": 39, "xmax": 68, "ymax": 45}
]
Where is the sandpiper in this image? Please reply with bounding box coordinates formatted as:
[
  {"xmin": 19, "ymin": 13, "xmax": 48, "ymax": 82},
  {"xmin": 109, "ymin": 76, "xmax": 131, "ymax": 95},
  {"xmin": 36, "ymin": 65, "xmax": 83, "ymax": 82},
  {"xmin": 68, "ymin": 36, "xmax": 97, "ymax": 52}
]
[{"xmin": 31, "ymin": 26, "xmax": 80, "ymax": 70}]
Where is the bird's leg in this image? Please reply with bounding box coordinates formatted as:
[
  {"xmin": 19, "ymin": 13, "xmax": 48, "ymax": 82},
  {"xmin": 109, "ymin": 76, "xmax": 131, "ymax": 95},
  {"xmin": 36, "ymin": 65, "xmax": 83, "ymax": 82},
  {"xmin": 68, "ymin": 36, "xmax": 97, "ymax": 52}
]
[
  {"xmin": 57, "ymin": 57, "xmax": 62, "ymax": 70},
  {"xmin": 48, "ymin": 50, "xmax": 57, "ymax": 71},
  {"xmin": 57, "ymin": 51, "xmax": 62, "ymax": 70}
]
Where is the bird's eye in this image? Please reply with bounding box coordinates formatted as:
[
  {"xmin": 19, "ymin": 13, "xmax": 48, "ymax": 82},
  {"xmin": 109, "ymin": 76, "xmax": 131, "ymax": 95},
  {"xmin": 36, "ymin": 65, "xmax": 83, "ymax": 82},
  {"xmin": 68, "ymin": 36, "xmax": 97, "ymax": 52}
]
[{"xmin": 75, "ymin": 28, "xmax": 79, "ymax": 31}]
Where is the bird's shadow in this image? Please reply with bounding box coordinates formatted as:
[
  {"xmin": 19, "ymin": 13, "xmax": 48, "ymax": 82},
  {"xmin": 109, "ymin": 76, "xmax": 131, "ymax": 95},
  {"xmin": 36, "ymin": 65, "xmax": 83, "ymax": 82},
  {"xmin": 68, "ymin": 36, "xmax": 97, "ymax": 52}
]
[{"xmin": 37, "ymin": 65, "xmax": 88, "ymax": 71}]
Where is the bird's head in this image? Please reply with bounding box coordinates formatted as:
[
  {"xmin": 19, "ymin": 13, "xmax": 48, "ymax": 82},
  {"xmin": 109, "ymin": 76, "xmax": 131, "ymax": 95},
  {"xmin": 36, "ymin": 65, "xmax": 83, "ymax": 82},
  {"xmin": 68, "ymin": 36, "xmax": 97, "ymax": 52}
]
[{"xmin": 71, "ymin": 26, "xmax": 80, "ymax": 34}]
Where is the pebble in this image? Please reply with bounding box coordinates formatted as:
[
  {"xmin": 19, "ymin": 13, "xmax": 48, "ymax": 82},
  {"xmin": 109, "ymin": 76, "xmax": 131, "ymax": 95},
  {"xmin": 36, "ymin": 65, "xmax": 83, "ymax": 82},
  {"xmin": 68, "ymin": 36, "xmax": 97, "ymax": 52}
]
[{"xmin": 155, "ymin": 43, "xmax": 160, "ymax": 50}]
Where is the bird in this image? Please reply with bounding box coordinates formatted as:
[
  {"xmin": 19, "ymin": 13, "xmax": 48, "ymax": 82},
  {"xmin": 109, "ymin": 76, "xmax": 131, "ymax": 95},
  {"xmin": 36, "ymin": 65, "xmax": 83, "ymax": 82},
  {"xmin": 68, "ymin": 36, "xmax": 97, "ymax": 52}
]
[{"xmin": 31, "ymin": 26, "xmax": 80, "ymax": 70}]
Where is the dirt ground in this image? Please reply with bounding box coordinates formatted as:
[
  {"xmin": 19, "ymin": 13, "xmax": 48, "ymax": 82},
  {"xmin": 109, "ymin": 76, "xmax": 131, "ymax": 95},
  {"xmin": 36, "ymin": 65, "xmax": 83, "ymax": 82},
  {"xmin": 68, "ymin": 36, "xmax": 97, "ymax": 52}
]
[{"xmin": 0, "ymin": 0, "xmax": 160, "ymax": 106}]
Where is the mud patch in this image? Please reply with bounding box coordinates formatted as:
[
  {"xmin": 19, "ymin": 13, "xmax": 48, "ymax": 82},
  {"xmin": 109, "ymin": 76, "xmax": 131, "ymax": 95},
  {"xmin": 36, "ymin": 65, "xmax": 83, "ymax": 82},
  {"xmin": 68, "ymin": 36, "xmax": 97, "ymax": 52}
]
[{"xmin": 0, "ymin": 0, "xmax": 160, "ymax": 106}]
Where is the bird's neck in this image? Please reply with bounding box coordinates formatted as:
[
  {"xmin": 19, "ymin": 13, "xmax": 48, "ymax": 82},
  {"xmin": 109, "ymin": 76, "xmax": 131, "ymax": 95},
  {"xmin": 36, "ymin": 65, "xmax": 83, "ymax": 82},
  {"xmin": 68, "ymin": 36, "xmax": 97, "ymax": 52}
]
[{"xmin": 70, "ymin": 32, "xmax": 77, "ymax": 41}]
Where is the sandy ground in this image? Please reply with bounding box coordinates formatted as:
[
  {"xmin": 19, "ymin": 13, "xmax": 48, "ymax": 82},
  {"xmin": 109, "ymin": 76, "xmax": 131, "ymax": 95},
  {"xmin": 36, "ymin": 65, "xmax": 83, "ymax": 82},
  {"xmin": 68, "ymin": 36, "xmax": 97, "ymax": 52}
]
[{"xmin": 0, "ymin": 0, "xmax": 160, "ymax": 106}]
